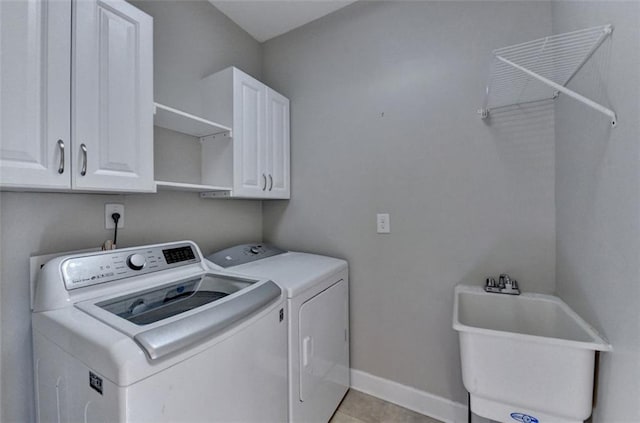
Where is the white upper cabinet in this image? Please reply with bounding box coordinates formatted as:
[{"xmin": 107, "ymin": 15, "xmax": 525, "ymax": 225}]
[
  {"xmin": 0, "ymin": 0, "xmax": 71, "ymax": 190},
  {"xmin": 265, "ymin": 88, "xmax": 290, "ymax": 198},
  {"xmin": 0, "ymin": 0, "xmax": 154, "ymax": 192},
  {"xmin": 233, "ymin": 69, "xmax": 267, "ymax": 197},
  {"xmin": 202, "ymin": 67, "xmax": 290, "ymax": 199},
  {"xmin": 73, "ymin": 0, "xmax": 154, "ymax": 192}
]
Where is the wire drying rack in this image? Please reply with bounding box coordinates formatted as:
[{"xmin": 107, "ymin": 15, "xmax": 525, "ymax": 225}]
[{"xmin": 479, "ymin": 24, "xmax": 617, "ymax": 127}]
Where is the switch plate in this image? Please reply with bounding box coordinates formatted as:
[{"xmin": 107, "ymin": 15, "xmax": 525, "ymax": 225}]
[
  {"xmin": 377, "ymin": 213, "xmax": 390, "ymax": 233},
  {"xmin": 105, "ymin": 204, "xmax": 124, "ymax": 229}
]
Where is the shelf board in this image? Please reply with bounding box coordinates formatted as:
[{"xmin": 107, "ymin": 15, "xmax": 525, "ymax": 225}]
[
  {"xmin": 153, "ymin": 103, "xmax": 231, "ymax": 138},
  {"xmin": 155, "ymin": 180, "xmax": 231, "ymax": 192}
]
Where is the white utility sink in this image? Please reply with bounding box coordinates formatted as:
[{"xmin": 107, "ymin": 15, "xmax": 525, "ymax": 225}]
[{"xmin": 453, "ymin": 285, "xmax": 611, "ymax": 423}]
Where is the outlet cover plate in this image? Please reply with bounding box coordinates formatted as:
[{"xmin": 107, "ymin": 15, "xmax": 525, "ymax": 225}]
[{"xmin": 105, "ymin": 203, "xmax": 124, "ymax": 229}]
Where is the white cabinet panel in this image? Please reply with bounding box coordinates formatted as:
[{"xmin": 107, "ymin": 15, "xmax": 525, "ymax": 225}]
[
  {"xmin": 233, "ymin": 73, "xmax": 266, "ymax": 197},
  {"xmin": 73, "ymin": 0, "xmax": 154, "ymax": 192},
  {"xmin": 266, "ymin": 88, "xmax": 290, "ymax": 198},
  {"xmin": 0, "ymin": 0, "xmax": 71, "ymax": 190}
]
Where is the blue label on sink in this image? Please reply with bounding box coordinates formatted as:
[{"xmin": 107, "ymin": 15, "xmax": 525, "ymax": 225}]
[{"xmin": 510, "ymin": 413, "xmax": 539, "ymax": 423}]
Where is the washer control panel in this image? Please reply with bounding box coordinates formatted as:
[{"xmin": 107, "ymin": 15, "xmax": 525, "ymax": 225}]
[
  {"xmin": 207, "ymin": 243, "xmax": 286, "ymax": 268},
  {"xmin": 61, "ymin": 243, "xmax": 200, "ymax": 290}
]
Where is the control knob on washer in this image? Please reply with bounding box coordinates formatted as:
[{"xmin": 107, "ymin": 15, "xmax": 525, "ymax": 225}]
[{"xmin": 127, "ymin": 254, "xmax": 146, "ymax": 270}]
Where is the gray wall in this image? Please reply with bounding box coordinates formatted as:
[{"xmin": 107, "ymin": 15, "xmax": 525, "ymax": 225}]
[
  {"xmin": 132, "ymin": 0, "xmax": 263, "ymax": 115},
  {"xmin": 553, "ymin": 2, "xmax": 640, "ymax": 422},
  {"xmin": 262, "ymin": 1, "xmax": 555, "ymax": 404},
  {"xmin": 0, "ymin": 2, "xmax": 262, "ymax": 422}
]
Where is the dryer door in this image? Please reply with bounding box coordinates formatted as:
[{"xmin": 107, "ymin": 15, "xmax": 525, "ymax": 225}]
[{"xmin": 299, "ymin": 279, "xmax": 349, "ymax": 401}]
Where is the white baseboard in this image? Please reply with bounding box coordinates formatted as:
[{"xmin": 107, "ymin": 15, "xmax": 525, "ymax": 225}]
[{"xmin": 349, "ymin": 369, "xmax": 469, "ymax": 423}]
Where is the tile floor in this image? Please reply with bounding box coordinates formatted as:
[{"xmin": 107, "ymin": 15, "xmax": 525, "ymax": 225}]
[{"xmin": 329, "ymin": 389, "xmax": 444, "ymax": 423}]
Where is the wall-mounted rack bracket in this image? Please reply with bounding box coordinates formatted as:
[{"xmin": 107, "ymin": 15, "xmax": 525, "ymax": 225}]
[
  {"xmin": 480, "ymin": 24, "xmax": 617, "ymax": 127},
  {"xmin": 200, "ymin": 191, "xmax": 231, "ymax": 199},
  {"xmin": 199, "ymin": 132, "xmax": 233, "ymax": 145}
]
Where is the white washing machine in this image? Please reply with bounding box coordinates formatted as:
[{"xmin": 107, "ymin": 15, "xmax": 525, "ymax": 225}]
[
  {"xmin": 207, "ymin": 244, "xmax": 350, "ymax": 423},
  {"xmin": 31, "ymin": 241, "xmax": 288, "ymax": 422}
]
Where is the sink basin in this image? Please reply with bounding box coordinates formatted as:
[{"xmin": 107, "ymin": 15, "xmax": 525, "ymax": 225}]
[{"xmin": 453, "ymin": 285, "xmax": 611, "ymax": 423}]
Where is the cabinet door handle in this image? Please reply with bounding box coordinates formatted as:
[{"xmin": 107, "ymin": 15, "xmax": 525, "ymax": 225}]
[
  {"xmin": 56, "ymin": 140, "xmax": 65, "ymax": 174},
  {"xmin": 262, "ymin": 173, "xmax": 267, "ymax": 191},
  {"xmin": 80, "ymin": 144, "xmax": 87, "ymax": 176},
  {"xmin": 268, "ymin": 174, "xmax": 273, "ymax": 191}
]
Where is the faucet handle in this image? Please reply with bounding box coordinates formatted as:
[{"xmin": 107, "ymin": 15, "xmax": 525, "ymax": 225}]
[
  {"xmin": 512, "ymin": 279, "xmax": 519, "ymax": 290},
  {"xmin": 484, "ymin": 277, "xmax": 500, "ymax": 293}
]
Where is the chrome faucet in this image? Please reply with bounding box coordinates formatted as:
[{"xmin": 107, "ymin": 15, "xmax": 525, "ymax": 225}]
[{"xmin": 485, "ymin": 273, "xmax": 520, "ymax": 295}]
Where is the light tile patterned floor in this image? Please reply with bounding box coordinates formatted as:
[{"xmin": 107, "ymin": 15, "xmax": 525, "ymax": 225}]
[{"xmin": 330, "ymin": 389, "xmax": 444, "ymax": 423}]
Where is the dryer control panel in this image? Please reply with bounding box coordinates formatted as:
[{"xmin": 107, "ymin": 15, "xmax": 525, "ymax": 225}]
[
  {"xmin": 207, "ymin": 244, "xmax": 286, "ymax": 268},
  {"xmin": 61, "ymin": 242, "xmax": 200, "ymax": 290}
]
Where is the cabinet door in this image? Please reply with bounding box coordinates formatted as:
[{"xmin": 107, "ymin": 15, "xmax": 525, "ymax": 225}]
[
  {"xmin": 0, "ymin": 0, "xmax": 71, "ymax": 190},
  {"xmin": 232, "ymin": 69, "xmax": 267, "ymax": 197},
  {"xmin": 265, "ymin": 88, "xmax": 290, "ymax": 199},
  {"xmin": 72, "ymin": 0, "xmax": 154, "ymax": 192}
]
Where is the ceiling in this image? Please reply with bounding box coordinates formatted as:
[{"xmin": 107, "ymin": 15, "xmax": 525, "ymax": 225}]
[{"xmin": 209, "ymin": 1, "xmax": 357, "ymax": 42}]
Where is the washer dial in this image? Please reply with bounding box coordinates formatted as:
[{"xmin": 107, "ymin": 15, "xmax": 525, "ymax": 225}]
[{"xmin": 127, "ymin": 254, "xmax": 147, "ymax": 270}]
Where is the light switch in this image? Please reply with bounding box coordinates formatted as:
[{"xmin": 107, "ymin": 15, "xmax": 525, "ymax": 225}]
[{"xmin": 377, "ymin": 213, "xmax": 390, "ymax": 234}]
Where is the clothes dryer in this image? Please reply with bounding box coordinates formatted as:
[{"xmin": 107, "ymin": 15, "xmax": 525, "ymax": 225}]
[{"xmin": 207, "ymin": 244, "xmax": 349, "ymax": 423}]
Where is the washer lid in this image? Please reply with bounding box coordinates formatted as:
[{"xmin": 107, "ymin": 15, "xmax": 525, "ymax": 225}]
[
  {"xmin": 220, "ymin": 252, "xmax": 347, "ymax": 298},
  {"xmin": 76, "ymin": 273, "xmax": 281, "ymax": 360}
]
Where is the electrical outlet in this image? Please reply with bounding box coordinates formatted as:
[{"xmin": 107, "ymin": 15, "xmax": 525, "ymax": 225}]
[
  {"xmin": 105, "ymin": 204, "xmax": 125, "ymax": 229},
  {"xmin": 377, "ymin": 213, "xmax": 390, "ymax": 234}
]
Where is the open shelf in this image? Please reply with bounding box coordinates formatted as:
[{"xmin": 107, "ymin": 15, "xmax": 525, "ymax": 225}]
[
  {"xmin": 479, "ymin": 24, "xmax": 617, "ymax": 127},
  {"xmin": 155, "ymin": 180, "xmax": 231, "ymax": 192},
  {"xmin": 153, "ymin": 103, "xmax": 231, "ymax": 138},
  {"xmin": 153, "ymin": 102, "xmax": 232, "ymax": 194}
]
